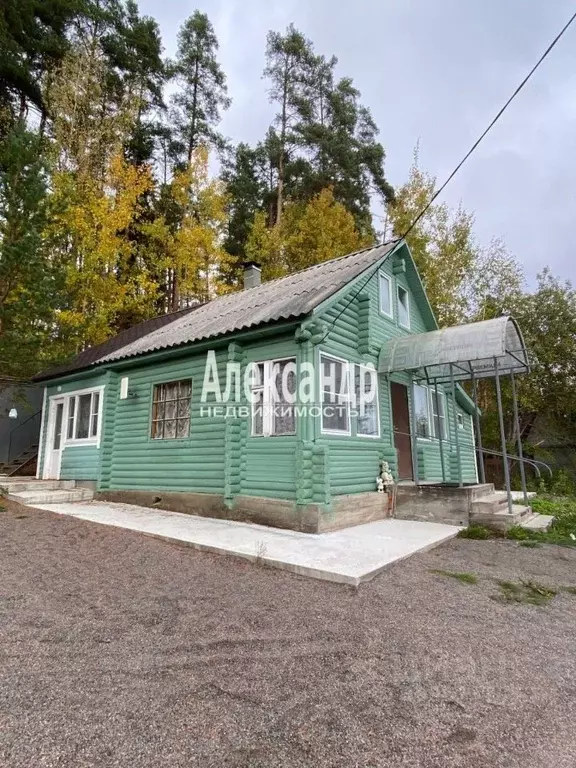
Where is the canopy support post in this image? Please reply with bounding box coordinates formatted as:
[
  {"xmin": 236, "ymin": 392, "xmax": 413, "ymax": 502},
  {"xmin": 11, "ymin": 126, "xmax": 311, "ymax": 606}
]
[
  {"xmin": 450, "ymin": 364, "xmax": 462, "ymax": 487},
  {"xmin": 470, "ymin": 370, "xmax": 485, "ymax": 484},
  {"xmin": 408, "ymin": 378, "xmax": 420, "ymax": 486},
  {"xmin": 510, "ymin": 371, "xmax": 528, "ymax": 505},
  {"xmin": 494, "ymin": 357, "xmax": 513, "ymax": 515},
  {"xmin": 433, "ymin": 379, "xmax": 446, "ymax": 483}
]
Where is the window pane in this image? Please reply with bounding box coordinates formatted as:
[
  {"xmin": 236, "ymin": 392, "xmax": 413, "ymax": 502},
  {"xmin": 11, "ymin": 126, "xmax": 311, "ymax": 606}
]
[
  {"xmin": 67, "ymin": 397, "xmax": 75, "ymax": 439},
  {"xmin": 76, "ymin": 394, "xmax": 91, "ymax": 439},
  {"xmin": 355, "ymin": 367, "xmax": 378, "ymax": 436},
  {"xmin": 90, "ymin": 392, "xmax": 100, "ymax": 437},
  {"xmin": 379, "ymin": 274, "xmax": 391, "ymax": 315},
  {"xmin": 151, "ymin": 420, "xmax": 163, "ymax": 439},
  {"xmin": 176, "ymin": 418, "xmax": 189, "ymax": 438},
  {"xmin": 321, "ymin": 355, "xmax": 347, "ymax": 401},
  {"xmin": 398, "ymin": 286, "xmax": 410, "ymax": 328},
  {"xmin": 252, "ymin": 389, "xmax": 264, "ymax": 435},
  {"xmin": 272, "ymin": 359, "xmax": 296, "ymax": 435},
  {"xmin": 413, "ymin": 385, "xmax": 430, "ymax": 438},
  {"xmin": 164, "ymin": 419, "xmax": 176, "ymax": 439},
  {"xmin": 322, "ymin": 395, "xmax": 349, "ymax": 432},
  {"xmin": 431, "ymin": 391, "xmax": 446, "ymax": 439}
]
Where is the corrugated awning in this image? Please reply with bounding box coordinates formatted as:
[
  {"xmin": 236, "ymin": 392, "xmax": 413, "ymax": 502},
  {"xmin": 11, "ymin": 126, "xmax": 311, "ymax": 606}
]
[{"xmin": 378, "ymin": 316, "xmax": 529, "ymax": 383}]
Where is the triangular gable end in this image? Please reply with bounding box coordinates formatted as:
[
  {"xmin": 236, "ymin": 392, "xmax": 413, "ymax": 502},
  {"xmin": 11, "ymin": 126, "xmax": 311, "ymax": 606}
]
[{"xmin": 312, "ymin": 239, "xmax": 438, "ymax": 333}]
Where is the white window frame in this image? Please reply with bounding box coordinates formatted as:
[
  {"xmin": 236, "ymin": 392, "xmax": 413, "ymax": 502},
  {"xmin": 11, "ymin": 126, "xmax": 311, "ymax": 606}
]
[
  {"xmin": 354, "ymin": 364, "xmax": 380, "ymax": 439},
  {"xmin": 250, "ymin": 357, "xmax": 296, "ymax": 437},
  {"xmin": 319, "ymin": 351, "xmax": 351, "ymax": 436},
  {"xmin": 61, "ymin": 385, "xmax": 105, "ymax": 448},
  {"xmin": 379, "ymin": 272, "xmax": 393, "ymax": 318},
  {"xmin": 397, "ymin": 284, "xmax": 411, "ymax": 329},
  {"xmin": 412, "ymin": 383, "xmax": 432, "ymax": 440},
  {"xmin": 457, "ymin": 412, "xmax": 464, "ymax": 429},
  {"xmin": 430, "ymin": 389, "xmax": 448, "ymax": 440}
]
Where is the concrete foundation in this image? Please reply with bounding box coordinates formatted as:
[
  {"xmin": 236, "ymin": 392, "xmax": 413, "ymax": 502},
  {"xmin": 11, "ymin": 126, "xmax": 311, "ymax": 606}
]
[
  {"xmin": 394, "ymin": 483, "xmax": 494, "ymax": 527},
  {"xmin": 95, "ymin": 489, "xmax": 389, "ymax": 533}
]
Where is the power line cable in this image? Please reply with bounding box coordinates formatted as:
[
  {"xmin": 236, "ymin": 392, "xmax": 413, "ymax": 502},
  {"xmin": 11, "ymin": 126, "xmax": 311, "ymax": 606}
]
[{"xmin": 323, "ymin": 9, "xmax": 576, "ymax": 337}]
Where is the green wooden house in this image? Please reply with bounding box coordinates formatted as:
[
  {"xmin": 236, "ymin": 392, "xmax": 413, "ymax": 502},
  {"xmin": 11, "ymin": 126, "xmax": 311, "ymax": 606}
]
[{"xmin": 34, "ymin": 240, "xmax": 479, "ymax": 532}]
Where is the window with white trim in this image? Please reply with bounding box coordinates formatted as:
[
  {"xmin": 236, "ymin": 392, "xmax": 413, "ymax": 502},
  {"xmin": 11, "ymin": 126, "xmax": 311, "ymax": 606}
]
[
  {"xmin": 66, "ymin": 391, "xmax": 101, "ymax": 441},
  {"xmin": 379, "ymin": 272, "xmax": 393, "ymax": 317},
  {"xmin": 457, "ymin": 412, "xmax": 464, "ymax": 429},
  {"xmin": 430, "ymin": 389, "xmax": 447, "ymax": 440},
  {"xmin": 151, "ymin": 380, "xmax": 192, "ymax": 439},
  {"xmin": 413, "ymin": 384, "xmax": 431, "ymax": 439},
  {"xmin": 355, "ymin": 365, "xmax": 379, "ymax": 437},
  {"xmin": 397, "ymin": 285, "xmax": 410, "ymax": 329},
  {"xmin": 320, "ymin": 353, "xmax": 350, "ymax": 434},
  {"xmin": 250, "ymin": 358, "xmax": 296, "ymax": 436}
]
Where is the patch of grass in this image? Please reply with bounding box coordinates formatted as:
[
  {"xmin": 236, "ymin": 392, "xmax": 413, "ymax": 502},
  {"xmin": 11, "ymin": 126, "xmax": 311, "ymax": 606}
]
[
  {"xmin": 519, "ymin": 540, "xmax": 540, "ymax": 548},
  {"xmin": 493, "ymin": 579, "xmax": 557, "ymax": 606},
  {"xmin": 430, "ymin": 569, "xmax": 479, "ymax": 585},
  {"xmin": 458, "ymin": 525, "xmax": 491, "ymax": 540}
]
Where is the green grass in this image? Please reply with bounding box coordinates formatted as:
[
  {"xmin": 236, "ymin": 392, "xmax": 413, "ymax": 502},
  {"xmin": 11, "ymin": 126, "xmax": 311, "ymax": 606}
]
[
  {"xmin": 493, "ymin": 579, "xmax": 557, "ymax": 606},
  {"xmin": 430, "ymin": 569, "xmax": 479, "ymax": 585},
  {"xmin": 460, "ymin": 495, "xmax": 576, "ymax": 547},
  {"xmin": 458, "ymin": 525, "xmax": 492, "ymax": 540}
]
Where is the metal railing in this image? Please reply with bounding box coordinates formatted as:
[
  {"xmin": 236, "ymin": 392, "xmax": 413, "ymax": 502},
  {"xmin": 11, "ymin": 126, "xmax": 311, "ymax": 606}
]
[
  {"xmin": 478, "ymin": 446, "xmax": 552, "ymax": 480},
  {"xmin": 6, "ymin": 409, "xmax": 42, "ymax": 466}
]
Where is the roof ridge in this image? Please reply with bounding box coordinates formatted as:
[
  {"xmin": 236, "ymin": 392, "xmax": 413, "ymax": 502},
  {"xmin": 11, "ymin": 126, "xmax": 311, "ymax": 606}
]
[{"xmin": 239, "ymin": 239, "xmax": 398, "ymax": 293}]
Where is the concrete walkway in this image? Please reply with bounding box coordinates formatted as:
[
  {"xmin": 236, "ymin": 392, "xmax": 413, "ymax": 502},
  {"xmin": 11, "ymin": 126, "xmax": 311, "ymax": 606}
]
[{"xmin": 31, "ymin": 501, "xmax": 461, "ymax": 585}]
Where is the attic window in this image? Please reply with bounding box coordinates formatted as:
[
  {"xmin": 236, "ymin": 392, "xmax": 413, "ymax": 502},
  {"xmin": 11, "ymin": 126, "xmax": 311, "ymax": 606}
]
[
  {"xmin": 151, "ymin": 380, "xmax": 192, "ymax": 439},
  {"xmin": 379, "ymin": 273, "xmax": 393, "ymax": 318},
  {"xmin": 397, "ymin": 285, "xmax": 410, "ymax": 329}
]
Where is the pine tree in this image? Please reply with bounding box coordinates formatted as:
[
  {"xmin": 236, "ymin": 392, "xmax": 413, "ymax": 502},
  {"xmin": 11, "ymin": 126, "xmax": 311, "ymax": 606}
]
[
  {"xmin": 169, "ymin": 11, "xmax": 230, "ymax": 168},
  {"xmin": 0, "ymin": 0, "xmax": 79, "ymax": 132},
  {"xmin": 264, "ymin": 24, "xmax": 316, "ymax": 226},
  {"xmin": 0, "ymin": 123, "xmax": 63, "ymax": 376}
]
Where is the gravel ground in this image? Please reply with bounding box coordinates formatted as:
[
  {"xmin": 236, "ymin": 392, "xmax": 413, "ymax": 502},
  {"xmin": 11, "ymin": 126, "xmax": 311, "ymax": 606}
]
[{"xmin": 1, "ymin": 500, "xmax": 576, "ymax": 768}]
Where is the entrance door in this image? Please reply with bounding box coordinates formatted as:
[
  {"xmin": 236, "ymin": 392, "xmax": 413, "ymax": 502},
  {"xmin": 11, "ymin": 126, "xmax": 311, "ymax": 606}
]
[
  {"xmin": 44, "ymin": 399, "xmax": 65, "ymax": 479},
  {"xmin": 390, "ymin": 382, "xmax": 413, "ymax": 480}
]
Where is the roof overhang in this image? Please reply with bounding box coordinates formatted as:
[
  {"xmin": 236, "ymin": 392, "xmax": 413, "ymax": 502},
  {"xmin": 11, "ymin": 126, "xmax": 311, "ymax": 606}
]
[{"xmin": 378, "ymin": 316, "xmax": 530, "ymax": 384}]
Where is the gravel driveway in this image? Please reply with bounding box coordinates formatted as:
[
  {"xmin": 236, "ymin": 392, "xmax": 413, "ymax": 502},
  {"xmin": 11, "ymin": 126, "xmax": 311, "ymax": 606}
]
[{"xmin": 1, "ymin": 499, "xmax": 576, "ymax": 768}]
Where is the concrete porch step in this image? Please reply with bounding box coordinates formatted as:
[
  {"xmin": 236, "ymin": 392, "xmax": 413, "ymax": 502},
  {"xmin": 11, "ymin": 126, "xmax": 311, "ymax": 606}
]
[
  {"xmin": 471, "ymin": 504, "xmax": 533, "ymax": 531},
  {"xmin": 520, "ymin": 513, "xmax": 555, "ymax": 532},
  {"xmin": 471, "ymin": 491, "xmax": 511, "ymax": 515},
  {"xmin": 7, "ymin": 488, "xmax": 94, "ymax": 505},
  {"xmin": 0, "ymin": 479, "xmax": 76, "ymax": 493}
]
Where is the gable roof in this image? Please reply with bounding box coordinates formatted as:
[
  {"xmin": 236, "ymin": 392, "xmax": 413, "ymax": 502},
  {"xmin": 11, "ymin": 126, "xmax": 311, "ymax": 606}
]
[{"xmin": 35, "ymin": 241, "xmax": 399, "ymax": 382}]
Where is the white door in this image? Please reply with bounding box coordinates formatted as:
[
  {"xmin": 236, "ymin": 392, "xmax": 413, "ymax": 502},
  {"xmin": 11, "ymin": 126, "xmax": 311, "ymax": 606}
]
[{"xmin": 43, "ymin": 399, "xmax": 65, "ymax": 479}]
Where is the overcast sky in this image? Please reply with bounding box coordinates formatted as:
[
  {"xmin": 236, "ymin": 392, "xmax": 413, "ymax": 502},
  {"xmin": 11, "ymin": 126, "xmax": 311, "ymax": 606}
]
[{"xmin": 139, "ymin": 0, "xmax": 576, "ymax": 286}]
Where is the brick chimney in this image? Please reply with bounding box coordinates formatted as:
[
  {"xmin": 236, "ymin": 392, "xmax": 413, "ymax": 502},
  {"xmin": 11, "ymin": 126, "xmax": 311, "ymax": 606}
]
[{"xmin": 242, "ymin": 261, "xmax": 261, "ymax": 290}]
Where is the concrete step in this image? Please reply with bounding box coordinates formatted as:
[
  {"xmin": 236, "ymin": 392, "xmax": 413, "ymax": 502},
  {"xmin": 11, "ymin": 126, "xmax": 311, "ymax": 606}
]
[
  {"xmin": 7, "ymin": 488, "xmax": 94, "ymax": 505},
  {"xmin": 471, "ymin": 504, "xmax": 533, "ymax": 532},
  {"xmin": 471, "ymin": 492, "xmax": 510, "ymax": 515},
  {"xmin": 520, "ymin": 513, "xmax": 555, "ymax": 532},
  {"xmin": 0, "ymin": 480, "xmax": 76, "ymax": 492}
]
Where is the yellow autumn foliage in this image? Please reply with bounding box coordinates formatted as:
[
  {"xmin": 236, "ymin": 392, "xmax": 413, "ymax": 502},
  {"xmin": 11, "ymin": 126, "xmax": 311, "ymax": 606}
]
[{"xmin": 246, "ymin": 188, "xmax": 372, "ymax": 280}]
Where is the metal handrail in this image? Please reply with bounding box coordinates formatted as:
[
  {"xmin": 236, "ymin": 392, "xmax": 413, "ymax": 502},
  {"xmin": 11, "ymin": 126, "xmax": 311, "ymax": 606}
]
[
  {"xmin": 6, "ymin": 409, "xmax": 42, "ymax": 463},
  {"xmin": 479, "ymin": 446, "xmax": 553, "ymax": 480}
]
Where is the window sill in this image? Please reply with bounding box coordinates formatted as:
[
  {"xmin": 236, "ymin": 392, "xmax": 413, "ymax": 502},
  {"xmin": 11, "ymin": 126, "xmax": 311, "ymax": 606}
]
[{"xmin": 64, "ymin": 439, "xmax": 99, "ymax": 448}]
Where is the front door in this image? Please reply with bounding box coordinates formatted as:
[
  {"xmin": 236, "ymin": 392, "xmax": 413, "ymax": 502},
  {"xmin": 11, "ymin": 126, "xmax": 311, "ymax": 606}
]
[
  {"xmin": 44, "ymin": 399, "xmax": 65, "ymax": 479},
  {"xmin": 391, "ymin": 382, "xmax": 413, "ymax": 480}
]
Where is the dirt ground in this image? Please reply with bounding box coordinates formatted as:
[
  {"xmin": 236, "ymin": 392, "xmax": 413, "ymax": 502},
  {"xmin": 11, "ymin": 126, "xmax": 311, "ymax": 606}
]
[{"xmin": 1, "ymin": 498, "xmax": 576, "ymax": 768}]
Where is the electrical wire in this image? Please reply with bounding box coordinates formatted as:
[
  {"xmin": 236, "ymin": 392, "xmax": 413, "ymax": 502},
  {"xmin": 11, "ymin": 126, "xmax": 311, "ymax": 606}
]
[{"xmin": 323, "ymin": 9, "xmax": 576, "ymax": 337}]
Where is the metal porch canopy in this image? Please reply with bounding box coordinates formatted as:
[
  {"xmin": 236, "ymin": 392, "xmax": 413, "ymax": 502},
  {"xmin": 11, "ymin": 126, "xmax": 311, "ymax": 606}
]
[{"xmin": 378, "ymin": 316, "xmax": 529, "ymax": 383}]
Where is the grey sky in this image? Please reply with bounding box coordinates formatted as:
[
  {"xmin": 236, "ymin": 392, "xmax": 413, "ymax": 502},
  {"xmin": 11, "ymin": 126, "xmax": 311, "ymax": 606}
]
[{"xmin": 140, "ymin": 0, "xmax": 576, "ymax": 285}]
